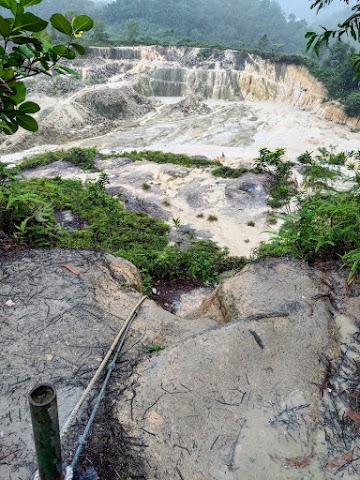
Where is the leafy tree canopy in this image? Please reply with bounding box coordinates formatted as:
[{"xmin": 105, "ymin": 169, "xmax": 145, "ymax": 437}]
[
  {"xmin": 0, "ymin": 0, "xmax": 93, "ymax": 135},
  {"xmin": 103, "ymin": 0, "xmax": 309, "ymax": 53},
  {"xmin": 307, "ymin": 0, "xmax": 360, "ymax": 75}
]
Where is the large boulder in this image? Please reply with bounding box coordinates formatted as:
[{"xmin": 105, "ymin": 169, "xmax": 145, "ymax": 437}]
[{"xmin": 114, "ymin": 257, "xmax": 359, "ymax": 479}]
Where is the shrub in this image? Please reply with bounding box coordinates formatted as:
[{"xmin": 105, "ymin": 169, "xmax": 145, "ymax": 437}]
[
  {"xmin": 344, "ymin": 92, "xmax": 360, "ymax": 118},
  {"xmin": 258, "ymin": 152, "xmax": 360, "ymax": 281},
  {"xmin": 212, "ymin": 166, "xmax": 247, "ymax": 178},
  {"xmin": 19, "ymin": 148, "xmax": 100, "ymax": 171}
]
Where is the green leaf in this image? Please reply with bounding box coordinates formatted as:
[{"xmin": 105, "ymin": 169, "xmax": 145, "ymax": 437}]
[
  {"xmin": 18, "ymin": 44, "xmax": 34, "ymax": 59},
  {"xmin": 55, "ymin": 65, "xmax": 79, "ymax": 77},
  {"xmin": 11, "ymin": 35, "xmax": 39, "ymax": 44},
  {"xmin": 53, "ymin": 44, "xmax": 76, "ymax": 59},
  {"xmin": 0, "ymin": 120, "xmax": 15, "ymax": 134},
  {"xmin": 14, "ymin": 13, "xmax": 48, "ymax": 32},
  {"xmin": 19, "ymin": 101, "xmax": 40, "ymax": 113},
  {"xmin": 11, "ymin": 81, "xmax": 26, "ymax": 103},
  {"xmin": 72, "ymin": 15, "xmax": 94, "ymax": 33},
  {"xmin": 32, "ymin": 30, "xmax": 52, "ymax": 43},
  {"xmin": 0, "ymin": 15, "xmax": 12, "ymax": 36},
  {"xmin": 50, "ymin": 14, "xmax": 72, "ymax": 36},
  {"xmin": 62, "ymin": 48, "xmax": 76, "ymax": 60},
  {"xmin": 0, "ymin": 118, "xmax": 18, "ymax": 134},
  {"xmin": 20, "ymin": 0, "xmax": 42, "ymax": 6},
  {"xmin": 16, "ymin": 113, "xmax": 38, "ymax": 131},
  {"xmin": 0, "ymin": 0, "xmax": 17, "ymax": 15},
  {"xmin": 70, "ymin": 42, "xmax": 85, "ymax": 55},
  {"xmin": 1, "ymin": 68, "xmax": 14, "ymax": 81},
  {"xmin": 52, "ymin": 44, "xmax": 68, "ymax": 55},
  {"xmin": 0, "ymin": 0, "xmax": 12, "ymax": 10}
]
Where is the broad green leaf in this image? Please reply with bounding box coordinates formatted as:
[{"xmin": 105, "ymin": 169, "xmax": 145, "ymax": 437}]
[
  {"xmin": 50, "ymin": 14, "xmax": 72, "ymax": 36},
  {"xmin": 20, "ymin": 0, "xmax": 42, "ymax": 6},
  {"xmin": 0, "ymin": 0, "xmax": 13, "ymax": 10},
  {"xmin": 1, "ymin": 118, "xmax": 18, "ymax": 134},
  {"xmin": 16, "ymin": 113, "xmax": 38, "ymax": 131},
  {"xmin": 70, "ymin": 42, "xmax": 85, "ymax": 55},
  {"xmin": 19, "ymin": 101, "xmax": 40, "ymax": 113},
  {"xmin": 18, "ymin": 44, "xmax": 34, "ymax": 59},
  {"xmin": 14, "ymin": 13, "xmax": 48, "ymax": 32},
  {"xmin": 11, "ymin": 81, "xmax": 26, "ymax": 103},
  {"xmin": 1, "ymin": 68, "xmax": 14, "ymax": 81},
  {"xmin": 13, "ymin": 3, "xmax": 24, "ymax": 15},
  {"xmin": 55, "ymin": 65, "xmax": 79, "ymax": 77},
  {"xmin": 32, "ymin": 30, "xmax": 52, "ymax": 43},
  {"xmin": 53, "ymin": 44, "xmax": 68, "ymax": 55},
  {"xmin": 0, "ymin": 0, "xmax": 17, "ymax": 14},
  {"xmin": 11, "ymin": 35, "xmax": 39, "ymax": 44},
  {"xmin": 52, "ymin": 44, "xmax": 78, "ymax": 60},
  {"xmin": 0, "ymin": 15, "xmax": 11, "ymax": 36},
  {"xmin": 72, "ymin": 15, "xmax": 94, "ymax": 33},
  {"xmin": 0, "ymin": 120, "xmax": 15, "ymax": 134},
  {"xmin": 39, "ymin": 57, "xmax": 49, "ymax": 70}
]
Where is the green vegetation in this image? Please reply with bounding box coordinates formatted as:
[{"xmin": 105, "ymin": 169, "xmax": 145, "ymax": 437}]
[
  {"xmin": 212, "ymin": 166, "xmax": 248, "ymax": 178},
  {"xmin": 19, "ymin": 147, "xmax": 99, "ymax": 171},
  {"xmin": 117, "ymin": 150, "xmax": 215, "ymax": 168},
  {"xmin": 0, "ymin": 164, "xmax": 245, "ymax": 294},
  {"xmin": 344, "ymin": 91, "xmax": 360, "ymax": 118},
  {"xmin": 254, "ymin": 148, "xmax": 295, "ymax": 210},
  {"xmin": 144, "ymin": 343, "xmax": 164, "ymax": 353},
  {"xmin": 101, "ymin": 0, "xmax": 308, "ymax": 54},
  {"xmin": 257, "ymin": 147, "xmax": 360, "ymax": 282},
  {"xmin": 207, "ymin": 215, "xmax": 218, "ymax": 222},
  {"xmin": 307, "ymin": 0, "xmax": 360, "ymax": 76},
  {"xmin": 0, "ymin": 0, "xmax": 93, "ymax": 134}
]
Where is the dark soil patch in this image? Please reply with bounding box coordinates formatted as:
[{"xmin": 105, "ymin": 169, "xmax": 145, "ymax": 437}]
[
  {"xmin": 152, "ymin": 278, "xmax": 204, "ymax": 313},
  {"xmin": 0, "ymin": 229, "xmax": 25, "ymax": 254}
]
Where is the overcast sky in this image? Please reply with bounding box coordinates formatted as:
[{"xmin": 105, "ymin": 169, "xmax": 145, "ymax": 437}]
[{"xmin": 277, "ymin": 0, "xmax": 355, "ymax": 20}]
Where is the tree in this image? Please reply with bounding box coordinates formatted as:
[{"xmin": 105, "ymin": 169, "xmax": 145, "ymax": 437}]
[
  {"xmin": 92, "ymin": 20, "xmax": 108, "ymax": 43},
  {"xmin": 124, "ymin": 18, "xmax": 140, "ymax": 43},
  {"xmin": 0, "ymin": 0, "xmax": 93, "ymax": 135},
  {"xmin": 306, "ymin": 0, "xmax": 360, "ymax": 75},
  {"xmin": 256, "ymin": 34, "xmax": 271, "ymax": 52}
]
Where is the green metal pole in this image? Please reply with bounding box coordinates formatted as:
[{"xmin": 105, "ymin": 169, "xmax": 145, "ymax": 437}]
[{"xmin": 29, "ymin": 383, "xmax": 64, "ymax": 480}]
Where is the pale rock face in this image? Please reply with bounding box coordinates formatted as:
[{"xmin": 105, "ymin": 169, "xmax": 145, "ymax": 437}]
[
  {"xmin": 1, "ymin": 46, "xmax": 359, "ymax": 156},
  {"xmin": 103, "ymin": 253, "xmax": 143, "ymax": 292}
]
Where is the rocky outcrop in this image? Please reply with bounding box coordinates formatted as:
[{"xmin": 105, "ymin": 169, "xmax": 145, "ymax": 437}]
[
  {"xmin": 114, "ymin": 256, "xmax": 360, "ymax": 480},
  {"xmin": 75, "ymin": 86, "xmax": 154, "ymax": 121},
  {"xmin": 0, "ymin": 249, "xmax": 215, "ymax": 480},
  {"xmin": 2, "ymin": 251, "xmax": 360, "ymax": 479},
  {"xmin": 89, "ymin": 45, "xmax": 359, "ymax": 127}
]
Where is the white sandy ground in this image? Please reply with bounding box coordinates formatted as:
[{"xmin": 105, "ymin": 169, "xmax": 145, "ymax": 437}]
[{"xmin": 1, "ymin": 91, "xmax": 359, "ymax": 259}]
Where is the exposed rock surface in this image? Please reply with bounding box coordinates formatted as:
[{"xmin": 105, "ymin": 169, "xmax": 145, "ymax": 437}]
[
  {"xmin": 22, "ymin": 159, "xmax": 270, "ymax": 257},
  {"xmin": 1, "ymin": 251, "xmax": 360, "ymax": 479},
  {"xmin": 75, "ymin": 85, "xmax": 154, "ymax": 121},
  {"xmin": 1, "ymin": 46, "xmax": 359, "ymax": 156},
  {"xmin": 0, "ymin": 249, "xmax": 215, "ymax": 480}
]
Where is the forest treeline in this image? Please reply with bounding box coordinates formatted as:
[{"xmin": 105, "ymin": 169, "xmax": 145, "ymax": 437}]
[{"xmin": 32, "ymin": 0, "xmax": 308, "ymax": 53}]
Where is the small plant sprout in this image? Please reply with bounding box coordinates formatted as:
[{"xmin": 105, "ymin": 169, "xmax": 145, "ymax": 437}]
[
  {"xmin": 142, "ymin": 182, "xmax": 151, "ymax": 190},
  {"xmin": 172, "ymin": 217, "xmax": 181, "ymax": 228},
  {"xmin": 145, "ymin": 343, "xmax": 165, "ymax": 353},
  {"xmin": 207, "ymin": 215, "xmax": 218, "ymax": 222}
]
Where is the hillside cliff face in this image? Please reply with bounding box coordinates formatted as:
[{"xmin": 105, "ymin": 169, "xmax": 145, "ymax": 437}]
[
  {"xmin": 88, "ymin": 46, "xmax": 358, "ymax": 127},
  {"xmin": 1, "ymin": 45, "xmax": 358, "ymax": 156}
]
